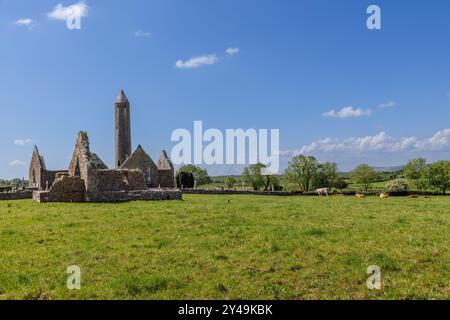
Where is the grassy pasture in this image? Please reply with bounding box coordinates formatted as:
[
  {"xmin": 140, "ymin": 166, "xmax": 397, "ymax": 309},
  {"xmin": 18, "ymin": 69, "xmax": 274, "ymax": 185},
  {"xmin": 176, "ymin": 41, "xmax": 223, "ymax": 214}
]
[{"xmin": 0, "ymin": 195, "xmax": 449, "ymax": 300}]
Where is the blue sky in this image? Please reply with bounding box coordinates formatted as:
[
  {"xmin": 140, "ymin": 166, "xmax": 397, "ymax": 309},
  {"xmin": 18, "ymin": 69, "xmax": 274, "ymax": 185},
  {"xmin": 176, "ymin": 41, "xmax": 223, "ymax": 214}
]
[{"xmin": 1, "ymin": 0, "xmax": 449, "ymax": 178}]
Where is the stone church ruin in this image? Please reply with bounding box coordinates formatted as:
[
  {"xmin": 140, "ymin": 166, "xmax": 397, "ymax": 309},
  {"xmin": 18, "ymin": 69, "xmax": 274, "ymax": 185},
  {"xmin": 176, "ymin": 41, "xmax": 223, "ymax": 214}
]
[{"xmin": 31, "ymin": 90, "xmax": 181, "ymax": 203}]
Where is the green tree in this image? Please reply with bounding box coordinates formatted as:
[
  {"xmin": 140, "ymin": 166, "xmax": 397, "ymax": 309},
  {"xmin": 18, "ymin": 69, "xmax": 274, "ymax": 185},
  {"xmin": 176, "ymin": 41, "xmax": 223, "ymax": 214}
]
[
  {"xmin": 224, "ymin": 176, "xmax": 237, "ymax": 189},
  {"xmin": 178, "ymin": 165, "xmax": 212, "ymax": 186},
  {"xmin": 426, "ymin": 161, "xmax": 450, "ymax": 194},
  {"xmin": 414, "ymin": 177, "xmax": 430, "ymax": 193},
  {"xmin": 263, "ymin": 175, "xmax": 283, "ymax": 191},
  {"xmin": 317, "ymin": 162, "xmax": 338, "ymax": 188},
  {"xmin": 350, "ymin": 164, "xmax": 378, "ymax": 192},
  {"xmin": 403, "ymin": 158, "xmax": 429, "ymax": 191},
  {"xmin": 333, "ymin": 177, "xmax": 349, "ymax": 192},
  {"xmin": 284, "ymin": 155, "xmax": 319, "ymax": 192},
  {"xmin": 175, "ymin": 171, "xmax": 195, "ymax": 189},
  {"xmin": 386, "ymin": 178, "xmax": 409, "ymax": 193},
  {"xmin": 243, "ymin": 163, "xmax": 266, "ymax": 191}
]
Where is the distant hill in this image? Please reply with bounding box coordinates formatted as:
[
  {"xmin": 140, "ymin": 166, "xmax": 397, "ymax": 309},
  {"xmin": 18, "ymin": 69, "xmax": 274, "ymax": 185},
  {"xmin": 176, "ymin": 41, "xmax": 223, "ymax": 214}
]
[{"xmin": 372, "ymin": 165, "xmax": 405, "ymax": 173}]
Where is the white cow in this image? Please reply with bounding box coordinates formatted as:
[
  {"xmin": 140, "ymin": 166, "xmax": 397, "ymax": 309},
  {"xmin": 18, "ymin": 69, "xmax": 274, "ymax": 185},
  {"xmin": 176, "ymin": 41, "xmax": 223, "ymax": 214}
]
[{"xmin": 316, "ymin": 188, "xmax": 329, "ymax": 197}]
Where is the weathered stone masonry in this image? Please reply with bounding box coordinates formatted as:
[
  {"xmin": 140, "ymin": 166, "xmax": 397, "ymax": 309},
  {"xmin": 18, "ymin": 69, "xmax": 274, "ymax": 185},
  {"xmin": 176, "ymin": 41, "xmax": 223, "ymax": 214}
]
[
  {"xmin": 29, "ymin": 146, "xmax": 67, "ymax": 190},
  {"xmin": 114, "ymin": 90, "xmax": 175, "ymax": 188},
  {"xmin": 33, "ymin": 132, "xmax": 181, "ymax": 203},
  {"xmin": 0, "ymin": 191, "xmax": 33, "ymax": 201},
  {"xmin": 115, "ymin": 90, "xmax": 132, "ymax": 168},
  {"xmin": 31, "ymin": 90, "xmax": 180, "ymax": 203}
]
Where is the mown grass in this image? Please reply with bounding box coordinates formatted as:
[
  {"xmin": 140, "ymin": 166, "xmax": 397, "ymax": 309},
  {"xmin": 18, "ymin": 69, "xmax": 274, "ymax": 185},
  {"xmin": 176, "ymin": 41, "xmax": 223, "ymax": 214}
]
[{"xmin": 0, "ymin": 195, "xmax": 449, "ymax": 300}]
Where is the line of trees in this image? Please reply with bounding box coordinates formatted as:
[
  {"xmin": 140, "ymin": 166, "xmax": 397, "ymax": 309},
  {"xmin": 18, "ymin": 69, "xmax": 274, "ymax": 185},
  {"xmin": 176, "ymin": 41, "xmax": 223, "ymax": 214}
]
[
  {"xmin": 284, "ymin": 155, "xmax": 346, "ymax": 192},
  {"xmin": 241, "ymin": 156, "xmax": 450, "ymax": 194},
  {"xmin": 174, "ymin": 156, "xmax": 450, "ymax": 194},
  {"xmin": 403, "ymin": 158, "xmax": 450, "ymax": 194},
  {"xmin": 242, "ymin": 163, "xmax": 282, "ymax": 191},
  {"xmin": 0, "ymin": 178, "xmax": 28, "ymax": 187},
  {"xmin": 4, "ymin": 157, "xmax": 449, "ymax": 194}
]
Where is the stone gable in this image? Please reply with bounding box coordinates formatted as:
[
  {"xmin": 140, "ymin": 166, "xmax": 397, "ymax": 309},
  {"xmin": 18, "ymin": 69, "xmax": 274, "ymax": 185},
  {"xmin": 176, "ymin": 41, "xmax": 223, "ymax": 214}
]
[
  {"xmin": 30, "ymin": 90, "xmax": 180, "ymax": 203},
  {"xmin": 29, "ymin": 146, "xmax": 67, "ymax": 190},
  {"xmin": 120, "ymin": 145, "xmax": 158, "ymax": 187},
  {"xmin": 157, "ymin": 150, "xmax": 175, "ymax": 188}
]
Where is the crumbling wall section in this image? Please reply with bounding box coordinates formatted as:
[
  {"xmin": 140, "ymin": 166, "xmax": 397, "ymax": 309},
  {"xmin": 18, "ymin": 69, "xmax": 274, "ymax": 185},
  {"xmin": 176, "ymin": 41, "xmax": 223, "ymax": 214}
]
[
  {"xmin": 157, "ymin": 150, "xmax": 175, "ymax": 188},
  {"xmin": 93, "ymin": 170, "xmax": 147, "ymax": 192},
  {"xmin": 157, "ymin": 170, "xmax": 175, "ymax": 188},
  {"xmin": 33, "ymin": 131, "xmax": 179, "ymax": 203},
  {"xmin": 33, "ymin": 175, "xmax": 85, "ymax": 203},
  {"xmin": 29, "ymin": 147, "xmax": 45, "ymax": 189},
  {"xmin": 120, "ymin": 145, "xmax": 158, "ymax": 187},
  {"xmin": 68, "ymin": 132, "xmax": 98, "ymax": 195},
  {"xmin": 44, "ymin": 170, "xmax": 69, "ymax": 189},
  {"xmin": 88, "ymin": 189, "xmax": 182, "ymax": 203},
  {"xmin": 0, "ymin": 191, "xmax": 33, "ymax": 201}
]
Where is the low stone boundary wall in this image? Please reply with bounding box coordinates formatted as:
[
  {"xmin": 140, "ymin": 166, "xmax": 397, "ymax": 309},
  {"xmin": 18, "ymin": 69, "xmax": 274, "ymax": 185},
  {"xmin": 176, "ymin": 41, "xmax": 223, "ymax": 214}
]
[
  {"xmin": 34, "ymin": 189, "xmax": 182, "ymax": 203},
  {"xmin": 181, "ymin": 189, "xmax": 450, "ymax": 197},
  {"xmin": 0, "ymin": 191, "xmax": 33, "ymax": 201},
  {"xmin": 88, "ymin": 189, "xmax": 182, "ymax": 203},
  {"xmin": 181, "ymin": 189, "xmax": 293, "ymax": 196}
]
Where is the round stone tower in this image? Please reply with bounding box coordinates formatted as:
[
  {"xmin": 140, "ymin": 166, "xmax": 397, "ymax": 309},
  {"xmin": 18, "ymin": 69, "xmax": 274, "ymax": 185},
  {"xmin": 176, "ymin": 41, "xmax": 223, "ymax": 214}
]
[{"xmin": 115, "ymin": 89, "xmax": 131, "ymax": 168}]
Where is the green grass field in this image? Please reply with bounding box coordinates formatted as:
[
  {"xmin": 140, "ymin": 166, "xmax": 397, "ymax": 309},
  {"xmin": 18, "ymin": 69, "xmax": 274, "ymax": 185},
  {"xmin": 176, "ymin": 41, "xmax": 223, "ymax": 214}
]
[{"xmin": 0, "ymin": 195, "xmax": 449, "ymax": 300}]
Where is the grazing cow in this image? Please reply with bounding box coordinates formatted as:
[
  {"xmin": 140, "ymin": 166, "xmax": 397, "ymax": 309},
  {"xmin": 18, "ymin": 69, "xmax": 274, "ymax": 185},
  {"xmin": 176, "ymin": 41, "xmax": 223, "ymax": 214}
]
[
  {"xmin": 355, "ymin": 193, "xmax": 366, "ymax": 199},
  {"xmin": 316, "ymin": 188, "xmax": 329, "ymax": 197},
  {"xmin": 379, "ymin": 192, "xmax": 390, "ymax": 198}
]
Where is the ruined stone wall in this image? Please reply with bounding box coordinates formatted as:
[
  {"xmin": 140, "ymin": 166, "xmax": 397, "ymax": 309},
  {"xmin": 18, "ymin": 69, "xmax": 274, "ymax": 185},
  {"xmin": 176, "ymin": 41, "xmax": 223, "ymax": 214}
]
[
  {"xmin": 120, "ymin": 146, "xmax": 158, "ymax": 187},
  {"xmin": 29, "ymin": 168, "xmax": 45, "ymax": 189},
  {"xmin": 68, "ymin": 133, "xmax": 89, "ymax": 174},
  {"xmin": 29, "ymin": 155, "xmax": 45, "ymax": 189},
  {"xmin": 68, "ymin": 132, "xmax": 99, "ymax": 195},
  {"xmin": 35, "ymin": 188, "xmax": 181, "ymax": 203},
  {"xmin": 0, "ymin": 191, "xmax": 33, "ymax": 201},
  {"xmin": 45, "ymin": 170, "xmax": 69, "ymax": 189},
  {"xmin": 33, "ymin": 175, "xmax": 85, "ymax": 203},
  {"xmin": 180, "ymin": 189, "xmax": 293, "ymax": 196},
  {"xmin": 158, "ymin": 170, "xmax": 175, "ymax": 188},
  {"xmin": 92, "ymin": 170, "xmax": 147, "ymax": 192},
  {"xmin": 157, "ymin": 150, "xmax": 175, "ymax": 188},
  {"xmin": 88, "ymin": 189, "xmax": 182, "ymax": 203},
  {"xmin": 31, "ymin": 129, "xmax": 180, "ymax": 203},
  {"xmin": 29, "ymin": 145, "xmax": 67, "ymax": 190}
]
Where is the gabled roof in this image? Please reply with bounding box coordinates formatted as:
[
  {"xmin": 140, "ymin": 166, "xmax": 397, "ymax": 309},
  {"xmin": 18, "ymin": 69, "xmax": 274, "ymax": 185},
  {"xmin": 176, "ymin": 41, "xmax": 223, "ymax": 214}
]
[
  {"xmin": 157, "ymin": 150, "xmax": 174, "ymax": 171},
  {"xmin": 39, "ymin": 156, "xmax": 46, "ymax": 170},
  {"xmin": 121, "ymin": 145, "xmax": 157, "ymax": 169},
  {"xmin": 31, "ymin": 145, "xmax": 46, "ymax": 170},
  {"xmin": 90, "ymin": 153, "xmax": 108, "ymax": 170}
]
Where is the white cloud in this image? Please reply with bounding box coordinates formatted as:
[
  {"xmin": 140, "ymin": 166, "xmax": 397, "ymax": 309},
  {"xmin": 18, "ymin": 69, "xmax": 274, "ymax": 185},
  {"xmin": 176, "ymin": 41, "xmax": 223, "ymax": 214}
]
[
  {"xmin": 226, "ymin": 47, "xmax": 240, "ymax": 55},
  {"xmin": 15, "ymin": 18, "xmax": 33, "ymax": 26},
  {"xmin": 379, "ymin": 101, "xmax": 396, "ymax": 108},
  {"xmin": 134, "ymin": 30, "xmax": 151, "ymax": 37},
  {"xmin": 323, "ymin": 106, "xmax": 372, "ymax": 118},
  {"xmin": 175, "ymin": 54, "xmax": 219, "ymax": 69},
  {"xmin": 10, "ymin": 160, "xmax": 27, "ymax": 167},
  {"xmin": 48, "ymin": 1, "xmax": 88, "ymax": 21},
  {"xmin": 287, "ymin": 128, "xmax": 450, "ymax": 155},
  {"xmin": 14, "ymin": 139, "xmax": 32, "ymax": 146}
]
